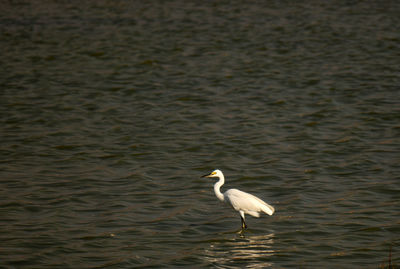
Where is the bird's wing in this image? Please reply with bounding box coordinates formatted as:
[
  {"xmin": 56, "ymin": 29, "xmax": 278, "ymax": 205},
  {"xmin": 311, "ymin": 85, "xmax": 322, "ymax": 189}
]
[{"xmin": 224, "ymin": 188, "xmax": 274, "ymax": 216}]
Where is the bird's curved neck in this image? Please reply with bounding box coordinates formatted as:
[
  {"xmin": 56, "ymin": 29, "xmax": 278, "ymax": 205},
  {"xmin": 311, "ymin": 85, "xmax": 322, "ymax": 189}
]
[{"xmin": 214, "ymin": 174, "xmax": 225, "ymax": 202}]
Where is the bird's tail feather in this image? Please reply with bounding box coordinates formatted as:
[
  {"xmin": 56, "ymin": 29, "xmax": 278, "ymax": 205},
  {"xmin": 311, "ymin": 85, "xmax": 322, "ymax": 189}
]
[{"xmin": 261, "ymin": 203, "xmax": 275, "ymax": 216}]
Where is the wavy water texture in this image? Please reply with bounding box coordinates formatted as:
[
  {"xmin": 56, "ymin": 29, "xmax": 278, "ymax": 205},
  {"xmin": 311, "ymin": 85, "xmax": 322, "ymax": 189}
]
[{"xmin": 0, "ymin": 0, "xmax": 399, "ymax": 268}]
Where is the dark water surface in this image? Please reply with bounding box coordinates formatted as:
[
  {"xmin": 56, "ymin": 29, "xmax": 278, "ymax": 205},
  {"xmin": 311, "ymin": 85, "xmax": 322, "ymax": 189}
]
[{"xmin": 1, "ymin": 1, "xmax": 399, "ymax": 268}]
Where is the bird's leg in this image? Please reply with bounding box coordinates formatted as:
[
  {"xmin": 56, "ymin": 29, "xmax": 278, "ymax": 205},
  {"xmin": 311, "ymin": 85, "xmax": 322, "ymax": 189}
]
[
  {"xmin": 240, "ymin": 216, "xmax": 247, "ymax": 229},
  {"xmin": 239, "ymin": 211, "xmax": 247, "ymax": 230}
]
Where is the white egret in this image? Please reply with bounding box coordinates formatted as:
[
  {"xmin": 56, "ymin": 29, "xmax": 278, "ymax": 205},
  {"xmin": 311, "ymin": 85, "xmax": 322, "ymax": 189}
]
[{"xmin": 202, "ymin": 169, "xmax": 275, "ymax": 229}]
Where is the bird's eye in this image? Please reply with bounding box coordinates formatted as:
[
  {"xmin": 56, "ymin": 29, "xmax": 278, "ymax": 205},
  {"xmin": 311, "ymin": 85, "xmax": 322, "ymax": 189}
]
[{"xmin": 212, "ymin": 172, "xmax": 216, "ymax": 175}]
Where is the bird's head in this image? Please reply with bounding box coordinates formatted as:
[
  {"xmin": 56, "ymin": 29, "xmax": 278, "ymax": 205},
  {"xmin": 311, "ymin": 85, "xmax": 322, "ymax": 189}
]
[{"xmin": 201, "ymin": 169, "xmax": 223, "ymax": 178}]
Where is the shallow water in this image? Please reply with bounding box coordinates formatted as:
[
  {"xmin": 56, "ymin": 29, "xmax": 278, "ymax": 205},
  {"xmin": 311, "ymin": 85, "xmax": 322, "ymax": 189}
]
[{"xmin": 1, "ymin": 1, "xmax": 399, "ymax": 268}]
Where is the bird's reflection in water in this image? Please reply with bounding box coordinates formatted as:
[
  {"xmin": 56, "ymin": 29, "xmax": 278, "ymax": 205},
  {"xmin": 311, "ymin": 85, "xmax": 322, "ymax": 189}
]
[{"xmin": 204, "ymin": 233, "xmax": 275, "ymax": 268}]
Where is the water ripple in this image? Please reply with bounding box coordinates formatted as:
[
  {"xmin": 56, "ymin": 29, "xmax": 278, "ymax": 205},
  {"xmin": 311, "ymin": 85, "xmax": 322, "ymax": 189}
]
[{"xmin": 1, "ymin": 0, "xmax": 400, "ymax": 268}]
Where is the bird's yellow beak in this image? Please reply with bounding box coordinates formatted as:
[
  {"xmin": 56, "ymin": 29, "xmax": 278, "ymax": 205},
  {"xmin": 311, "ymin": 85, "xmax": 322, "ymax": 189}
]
[{"xmin": 201, "ymin": 171, "xmax": 216, "ymax": 178}]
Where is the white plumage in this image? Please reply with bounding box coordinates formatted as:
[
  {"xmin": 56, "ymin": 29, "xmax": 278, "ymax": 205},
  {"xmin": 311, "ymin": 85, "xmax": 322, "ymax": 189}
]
[{"xmin": 202, "ymin": 169, "xmax": 275, "ymax": 229}]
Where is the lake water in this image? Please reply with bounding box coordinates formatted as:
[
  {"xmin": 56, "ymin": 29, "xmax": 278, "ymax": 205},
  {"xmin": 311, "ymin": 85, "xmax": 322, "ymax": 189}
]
[{"xmin": 1, "ymin": 1, "xmax": 399, "ymax": 268}]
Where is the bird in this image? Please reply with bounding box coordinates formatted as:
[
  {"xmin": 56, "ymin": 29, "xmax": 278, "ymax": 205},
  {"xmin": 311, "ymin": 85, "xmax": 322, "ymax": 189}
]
[{"xmin": 202, "ymin": 169, "xmax": 275, "ymax": 230}]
